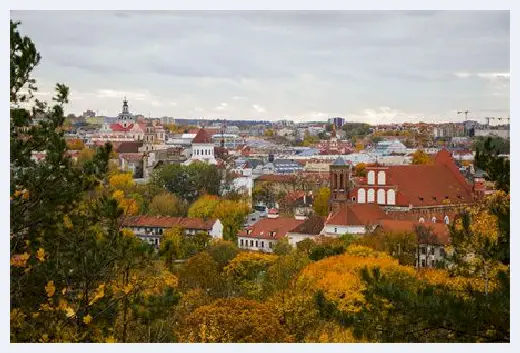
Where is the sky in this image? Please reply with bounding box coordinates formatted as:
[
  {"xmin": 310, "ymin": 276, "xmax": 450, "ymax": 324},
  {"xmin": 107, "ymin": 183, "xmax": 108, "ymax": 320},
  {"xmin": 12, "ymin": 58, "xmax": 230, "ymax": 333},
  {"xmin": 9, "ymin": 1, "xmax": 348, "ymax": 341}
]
[{"xmin": 11, "ymin": 10, "xmax": 510, "ymax": 124}]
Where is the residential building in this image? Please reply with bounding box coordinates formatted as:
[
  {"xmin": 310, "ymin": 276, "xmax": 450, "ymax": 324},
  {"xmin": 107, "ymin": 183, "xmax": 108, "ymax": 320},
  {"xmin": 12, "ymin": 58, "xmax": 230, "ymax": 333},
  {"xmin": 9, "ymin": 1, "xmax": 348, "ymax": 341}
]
[
  {"xmin": 122, "ymin": 215, "xmax": 223, "ymax": 248},
  {"xmin": 184, "ymin": 128, "xmax": 217, "ymax": 165},
  {"xmin": 237, "ymin": 216, "xmax": 304, "ymax": 252}
]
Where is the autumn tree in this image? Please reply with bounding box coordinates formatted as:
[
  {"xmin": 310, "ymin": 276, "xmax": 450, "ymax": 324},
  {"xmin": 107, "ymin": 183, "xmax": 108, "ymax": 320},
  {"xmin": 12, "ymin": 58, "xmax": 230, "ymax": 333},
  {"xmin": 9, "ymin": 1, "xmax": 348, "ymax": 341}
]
[
  {"xmin": 187, "ymin": 194, "xmax": 220, "ymax": 218},
  {"xmin": 148, "ymin": 192, "xmax": 186, "ymax": 217},
  {"xmin": 273, "ymin": 237, "xmax": 293, "ymax": 256},
  {"xmin": 178, "ymin": 298, "xmax": 292, "ymax": 343},
  {"xmin": 213, "ymin": 200, "xmax": 250, "ymax": 241},
  {"xmin": 206, "ymin": 240, "xmax": 239, "ymax": 271},
  {"xmin": 353, "ymin": 163, "xmax": 367, "ymax": 177},
  {"xmin": 411, "ymin": 149, "xmax": 430, "ymax": 165},
  {"xmin": 312, "ymin": 187, "xmax": 331, "ymax": 216}
]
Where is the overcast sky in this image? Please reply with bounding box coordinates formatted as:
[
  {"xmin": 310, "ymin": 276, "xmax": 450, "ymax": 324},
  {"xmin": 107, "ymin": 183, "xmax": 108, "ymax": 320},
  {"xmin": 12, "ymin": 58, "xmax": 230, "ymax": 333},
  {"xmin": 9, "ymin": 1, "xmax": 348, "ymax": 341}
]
[{"xmin": 12, "ymin": 10, "xmax": 509, "ymax": 124}]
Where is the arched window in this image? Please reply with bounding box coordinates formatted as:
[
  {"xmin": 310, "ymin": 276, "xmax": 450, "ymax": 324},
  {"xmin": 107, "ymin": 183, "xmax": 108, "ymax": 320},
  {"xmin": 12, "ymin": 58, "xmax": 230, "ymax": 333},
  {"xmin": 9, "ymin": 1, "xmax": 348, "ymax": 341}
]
[
  {"xmin": 444, "ymin": 216, "xmax": 449, "ymax": 224},
  {"xmin": 387, "ymin": 189, "xmax": 396, "ymax": 205},
  {"xmin": 367, "ymin": 189, "xmax": 375, "ymax": 203},
  {"xmin": 340, "ymin": 174, "xmax": 344, "ymax": 189},
  {"xmin": 367, "ymin": 171, "xmax": 375, "ymax": 185},
  {"xmin": 419, "ymin": 217, "xmax": 425, "ymax": 223},
  {"xmin": 377, "ymin": 189, "xmax": 386, "ymax": 204},
  {"xmin": 432, "ymin": 217, "xmax": 437, "ymax": 223},
  {"xmin": 357, "ymin": 188, "xmax": 366, "ymax": 203},
  {"xmin": 377, "ymin": 171, "xmax": 386, "ymax": 185}
]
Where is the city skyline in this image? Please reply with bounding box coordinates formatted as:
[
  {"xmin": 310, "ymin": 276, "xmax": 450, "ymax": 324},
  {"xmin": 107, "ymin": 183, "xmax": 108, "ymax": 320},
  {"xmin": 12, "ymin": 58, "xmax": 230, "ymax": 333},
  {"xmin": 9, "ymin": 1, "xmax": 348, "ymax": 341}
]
[{"xmin": 11, "ymin": 10, "xmax": 510, "ymax": 124}]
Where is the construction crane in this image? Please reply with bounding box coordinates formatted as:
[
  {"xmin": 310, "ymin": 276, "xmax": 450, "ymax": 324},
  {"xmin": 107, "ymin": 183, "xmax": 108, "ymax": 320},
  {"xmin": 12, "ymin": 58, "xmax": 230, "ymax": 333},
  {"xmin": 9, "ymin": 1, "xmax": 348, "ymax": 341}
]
[{"xmin": 457, "ymin": 110, "xmax": 469, "ymax": 120}]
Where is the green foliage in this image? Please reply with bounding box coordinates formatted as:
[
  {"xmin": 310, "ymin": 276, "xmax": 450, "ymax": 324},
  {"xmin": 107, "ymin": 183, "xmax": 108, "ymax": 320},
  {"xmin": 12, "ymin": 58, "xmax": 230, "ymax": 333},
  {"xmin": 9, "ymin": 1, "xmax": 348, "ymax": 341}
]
[
  {"xmin": 342, "ymin": 123, "xmax": 371, "ymax": 140},
  {"xmin": 151, "ymin": 162, "xmax": 222, "ymax": 202},
  {"xmin": 306, "ymin": 236, "xmax": 356, "ymax": 261},
  {"xmin": 474, "ymin": 137, "xmax": 510, "ymax": 193},
  {"xmin": 273, "ymin": 238, "xmax": 293, "ymax": 256}
]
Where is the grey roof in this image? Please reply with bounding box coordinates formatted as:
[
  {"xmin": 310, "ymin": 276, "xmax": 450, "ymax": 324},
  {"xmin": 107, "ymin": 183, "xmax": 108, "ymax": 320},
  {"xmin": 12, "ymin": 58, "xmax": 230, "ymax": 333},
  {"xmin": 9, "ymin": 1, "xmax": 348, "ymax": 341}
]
[{"xmin": 332, "ymin": 156, "xmax": 348, "ymax": 166}]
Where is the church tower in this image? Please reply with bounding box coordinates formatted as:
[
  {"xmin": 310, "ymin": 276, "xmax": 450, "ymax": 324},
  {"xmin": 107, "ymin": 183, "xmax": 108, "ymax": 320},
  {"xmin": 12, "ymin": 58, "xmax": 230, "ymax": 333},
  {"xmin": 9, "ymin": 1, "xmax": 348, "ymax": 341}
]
[
  {"xmin": 329, "ymin": 156, "xmax": 351, "ymax": 211},
  {"xmin": 117, "ymin": 97, "xmax": 135, "ymax": 128}
]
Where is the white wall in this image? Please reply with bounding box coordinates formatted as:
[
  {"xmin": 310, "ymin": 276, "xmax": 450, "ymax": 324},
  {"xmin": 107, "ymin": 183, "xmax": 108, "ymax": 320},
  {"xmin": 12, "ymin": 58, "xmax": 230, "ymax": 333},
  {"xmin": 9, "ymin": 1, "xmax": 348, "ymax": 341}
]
[
  {"xmin": 323, "ymin": 225, "xmax": 366, "ymax": 236},
  {"xmin": 238, "ymin": 237, "xmax": 276, "ymax": 252},
  {"xmin": 287, "ymin": 233, "xmax": 318, "ymax": 247},
  {"xmin": 210, "ymin": 219, "xmax": 224, "ymax": 239}
]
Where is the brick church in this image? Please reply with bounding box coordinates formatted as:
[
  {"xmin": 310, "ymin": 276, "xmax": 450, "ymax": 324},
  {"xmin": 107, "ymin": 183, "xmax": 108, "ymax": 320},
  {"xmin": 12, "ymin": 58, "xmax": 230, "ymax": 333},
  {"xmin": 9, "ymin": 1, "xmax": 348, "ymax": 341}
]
[{"xmin": 325, "ymin": 149, "xmax": 477, "ymax": 236}]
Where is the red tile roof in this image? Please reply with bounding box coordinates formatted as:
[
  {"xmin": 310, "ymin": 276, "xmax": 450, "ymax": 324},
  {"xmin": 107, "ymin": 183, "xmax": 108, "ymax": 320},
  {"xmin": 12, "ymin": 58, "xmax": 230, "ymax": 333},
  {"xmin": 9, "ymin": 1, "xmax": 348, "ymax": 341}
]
[
  {"xmin": 238, "ymin": 217, "xmax": 304, "ymax": 240},
  {"xmin": 110, "ymin": 123, "xmax": 134, "ymax": 132},
  {"xmin": 288, "ymin": 215, "xmax": 325, "ymax": 235},
  {"xmin": 377, "ymin": 219, "xmax": 450, "ymax": 245},
  {"xmin": 116, "ymin": 141, "xmax": 144, "ymax": 154},
  {"xmin": 192, "ymin": 128, "xmax": 212, "ymax": 144},
  {"xmin": 122, "ymin": 215, "xmax": 216, "ymax": 230},
  {"xmin": 359, "ymin": 150, "xmax": 474, "ymax": 207},
  {"xmin": 326, "ymin": 204, "xmax": 389, "ymax": 227}
]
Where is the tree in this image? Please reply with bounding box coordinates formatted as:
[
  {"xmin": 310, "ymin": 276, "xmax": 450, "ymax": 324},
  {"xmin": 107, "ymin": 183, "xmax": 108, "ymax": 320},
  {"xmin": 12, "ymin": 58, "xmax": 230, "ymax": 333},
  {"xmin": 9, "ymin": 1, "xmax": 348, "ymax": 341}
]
[
  {"xmin": 178, "ymin": 298, "xmax": 292, "ymax": 343},
  {"xmin": 178, "ymin": 252, "xmax": 221, "ymax": 296},
  {"xmin": 148, "ymin": 193, "xmax": 186, "ymax": 217},
  {"xmin": 213, "ymin": 200, "xmax": 250, "ymax": 241},
  {"xmin": 75, "ymin": 147, "xmax": 96, "ymax": 167},
  {"xmin": 411, "ymin": 150, "xmax": 430, "ymax": 165},
  {"xmin": 353, "ymin": 163, "xmax": 367, "ymax": 177},
  {"xmin": 108, "ymin": 172, "xmax": 135, "ymax": 191},
  {"xmin": 313, "ymin": 187, "xmax": 331, "ymax": 216},
  {"xmin": 206, "ymin": 240, "xmax": 239, "ymax": 271},
  {"xmin": 273, "ymin": 238, "xmax": 293, "ymax": 256},
  {"xmin": 10, "ymin": 21, "xmax": 164, "ymax": 343},
  {"xmin": 159, "ymin": 227, "xmax": 186, "ymax": 269},
  {"xmin": 474, "ymin": 137, "xmax": 510, "ymax": 193},
  {"xmin": 66, "ymin": 138, "xmax": 85, "ymax": 150},
  {"xmin": 187, "ymin": 194, "xmax": 220, "ymax": 218}
]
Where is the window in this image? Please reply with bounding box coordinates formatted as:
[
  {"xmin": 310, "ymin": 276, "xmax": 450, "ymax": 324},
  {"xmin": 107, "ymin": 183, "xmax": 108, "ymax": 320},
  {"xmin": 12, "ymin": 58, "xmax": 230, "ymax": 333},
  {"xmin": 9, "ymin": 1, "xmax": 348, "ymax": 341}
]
[
  {"xmin": 357, "ymin": 188, "xmax": 366, "ymax": 204},
  {"xmin": 431, "ymin": 260, "xmax": 436, "ymax": 267},
  {"xmin": 432, "ymin": 217, "xmax": 437, "ymax": 223},
  {"xmin": 444, "ymin": 216, "xmax": 449, "ymax": 224},
  {"xmin": 440, "ymin": 248, "xmax": 446, "ymax": 257},
  {"xmin": 261, "ymin": 241, "xmax": 264, "ymax": 248},
  {"xmin": 367, "ymin": 189, "xmax": 375, "ymax": 203},
  {"xmin": 367, "ymin": 170, "xmax": 375, "ymax": 185},
  {"xmin": 377, "ymin": 171, "xmax": 386, "ymax": 185},
  {"xmin": 419, "ymin": 217, "xmax": 425, "ymax": 223},
  {"xmin": 334, "ymin": 228, "xmax": 337, "ymax": 233},
  {"xmin": 240, "ymin": 239, "xmax": 244, "ymax": 246},
  {"xmin": 270, "ymin": 231, "xmax": 276, "ymax": 237},
  {"xmin": 269, "ymin": 241, "xmax": 273, "ymax": 249},
  {"xmin": 377, "ymin": 189, "xmax": 386, "ymax": 204},
  {"xmin": 387, "ymin": 189, "xmax": 396, "ymax": 205},
  {"xmin": 421, "ymin": 260, "xmax": 426, "ymax": 268},
  {"xmin": 154, "ymin": 239, "xmax": 158, "ymax": 246},
  {"xmin": 255, "ymin": 240, "xmax": 258, "ymax": 247},
  {"xmin": 421, "ymin": 247, "xmax": 427, "ymax": 255}
]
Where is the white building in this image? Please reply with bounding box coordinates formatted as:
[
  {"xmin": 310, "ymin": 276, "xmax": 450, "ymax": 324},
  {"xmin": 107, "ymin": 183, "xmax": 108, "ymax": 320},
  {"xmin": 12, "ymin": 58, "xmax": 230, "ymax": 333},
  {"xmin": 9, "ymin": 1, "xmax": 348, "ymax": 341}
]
[{"xmin": 184, "ymin": 128, "xmax": 217, "ymax": 165}]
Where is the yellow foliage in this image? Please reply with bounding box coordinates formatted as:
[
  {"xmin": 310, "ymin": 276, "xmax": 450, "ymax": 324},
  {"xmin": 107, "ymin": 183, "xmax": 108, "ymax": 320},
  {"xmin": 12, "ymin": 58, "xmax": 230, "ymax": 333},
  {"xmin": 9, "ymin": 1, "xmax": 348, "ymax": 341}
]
[
  {"xmin": 89, "ymin": 284, "xmax": 105, "ymax": 306},
  {"xmin": 63, "ymin": 215, "xmax": 73, "ymax": 230},
  {"xmin": 11, "ymin": 252, "xmax": 30, "ymax": 268},
  {"xmin": 65, "ymin": 307, "xmax": 75, "ymax": 318},
  {"xmin": 105, "ymin": 336, "xmax": 117, "ymax": 343},
  {"xmin": 298, "ymin": 246, "xmax": 415, "ymax": 313},
  {"xmin": 108, "ymin": 172, "xmax": 135, "ymax": 190},
  {"xmin": 121, "ymin": 228, "xmax": 135, "ymax": 238},
  {"xmin": 45, "ymin": 281, "xmax": 56, "ymax": 298},
  {"xmin": 304, "ymin": 322, "xmax": 367, "ymax": 343},
  {"xmin": 36, "ymin": 248, "xmax": 46, "ymax": 262},
  {"xmin": 83, "ymin": 314, "xmax": 93, "ymax": 325}
]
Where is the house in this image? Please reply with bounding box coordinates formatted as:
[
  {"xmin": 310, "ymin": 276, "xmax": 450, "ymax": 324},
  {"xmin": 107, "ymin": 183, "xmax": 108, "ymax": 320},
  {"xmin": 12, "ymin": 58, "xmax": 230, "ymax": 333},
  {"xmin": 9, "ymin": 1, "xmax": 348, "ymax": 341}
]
[
  {"xmin": 237, "ymin": 216, "xmax": 304, "ymax": 252},
  {"xmin": 323, "ymin": 203, "xmax": 389, "ymax": 236},
  {"xmin": 377, "ymin": 219, "xmax": 451, "ymax": 268},
  {"xmin": 119, "ymin": 153, "xmax": 144, "ymax": 177},
  {"xmin": 286, "ymin": 215, "xmax": 326, "ymax": 247},
  {"xmin": 184, "ymin": 128, "xmax": 217, "ymax": 165},
  {"xmin": 121, "ymin": 215, "xmax": 223, "ymax": 248}
]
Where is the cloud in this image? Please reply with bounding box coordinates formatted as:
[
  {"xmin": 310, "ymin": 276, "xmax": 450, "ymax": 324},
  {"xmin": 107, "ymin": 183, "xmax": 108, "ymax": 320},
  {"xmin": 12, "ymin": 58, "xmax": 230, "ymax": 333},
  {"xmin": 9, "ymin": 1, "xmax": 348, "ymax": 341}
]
[
  {"xmin": 215, "ymin": 102, "xmax": 228, "ymax": 111},
  {"xmin": 454, "ymin": 72, "xmax": 510, "ymax": 80},
  {"xmin": 10, "ymin": 10, "xmax": 509, "ymax": 121},
  {"xmin": 252, "ymin": 104, "xmax": 266, "ymax": 113}
]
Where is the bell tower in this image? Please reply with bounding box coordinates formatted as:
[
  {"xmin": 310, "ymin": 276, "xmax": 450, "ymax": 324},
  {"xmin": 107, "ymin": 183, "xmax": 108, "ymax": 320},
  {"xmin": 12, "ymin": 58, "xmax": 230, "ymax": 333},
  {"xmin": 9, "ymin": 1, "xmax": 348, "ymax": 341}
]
[{"xmin": 329, "ymin": 156, "xmax": 351, "ymax": 211}]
